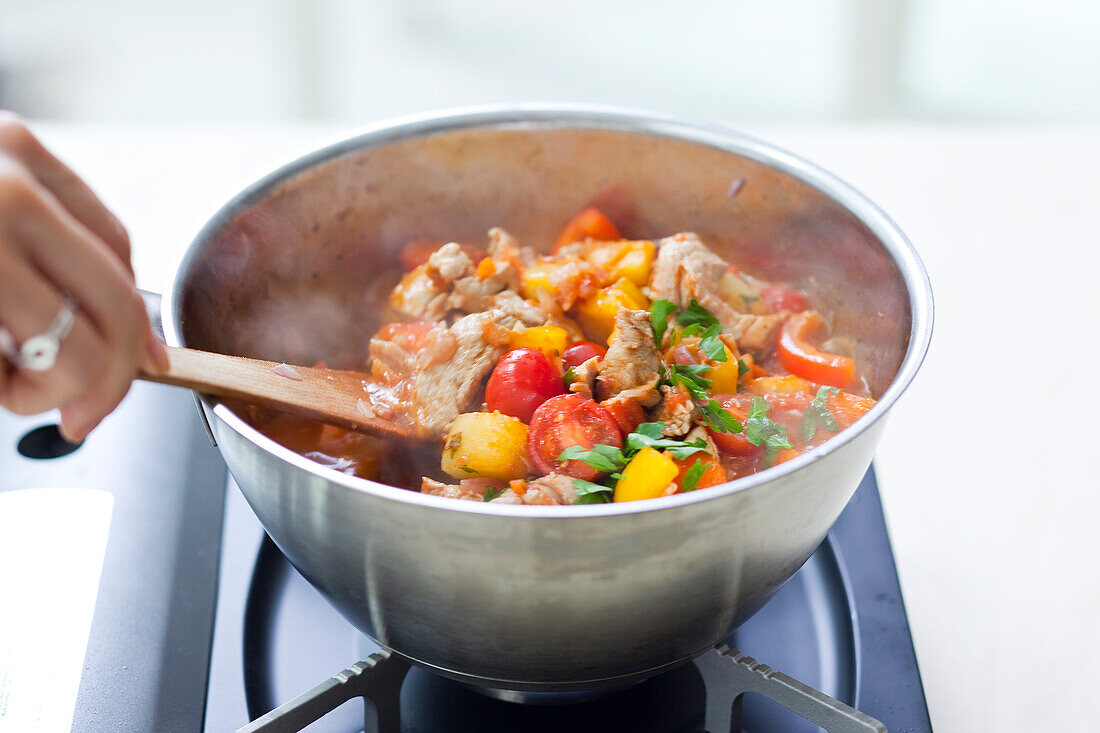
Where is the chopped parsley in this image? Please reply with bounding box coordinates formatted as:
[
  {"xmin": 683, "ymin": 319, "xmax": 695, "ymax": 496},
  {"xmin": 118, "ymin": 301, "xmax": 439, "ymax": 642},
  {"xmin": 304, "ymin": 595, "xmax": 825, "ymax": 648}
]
[
  {"xmin": 558, "ymin": 443, "xmax": 628, "ymax": 473},
  {"xmin": 680, "ymin": 459, "xmax": 708, "ymax": 492},
  {"xmin": 649, "ymin": 299, "xmax": 678, "ymax": 346},
  {"xmin": 675, "ymin": 299, "xmax": 721, "ymax": 329},
  {"xmin": 664, "ymin": 363, "xmax": 741, "ymax": 433},
  {"xmin": 562, "ymin": 366, "xmax": 578, "ymax": 388},
  {"xmin": 562, "ymin": 421, "xmax": 714, "ymax": 503},
  {"xmin": 572, "ymin": 479, "xmax": 614, "ymax": 504},
  {"xmin": 625, "ymin": 422, "xmax": 709, "ymax": 460},
  {"xmin": 800, "ymin": 386, "xmax": 840, "ymax": 442},
  {"xmin": 744, "ymin": 397, "xmax": 792, "ymax": 467},
  {"xmin": 698, "ymin": 323, "xmax": 728, "ymax": 362},
  {"xmin": 458, "ymin": 464, "xmax": 476, "ymax": 474},
  {"xmin": 737, "ymin": 358, "xmax": 751, "ymax": 377},
  {"xmin": 483, "ymin": 486, "xmax": 505, "ymax": 502}
]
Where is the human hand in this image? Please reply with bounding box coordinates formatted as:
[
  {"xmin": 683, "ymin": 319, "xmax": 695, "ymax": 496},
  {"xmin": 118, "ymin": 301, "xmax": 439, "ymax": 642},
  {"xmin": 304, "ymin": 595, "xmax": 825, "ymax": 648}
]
[{"xmin": 0, "ymin": 113, "xmax": 169, "ymax": 441}]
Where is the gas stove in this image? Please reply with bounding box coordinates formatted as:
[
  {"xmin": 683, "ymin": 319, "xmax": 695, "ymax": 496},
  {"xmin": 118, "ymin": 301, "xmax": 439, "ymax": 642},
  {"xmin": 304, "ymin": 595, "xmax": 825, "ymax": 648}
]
[{"xmin": 0, "ymin": 382, "xmax": 930, "ymax": 732}]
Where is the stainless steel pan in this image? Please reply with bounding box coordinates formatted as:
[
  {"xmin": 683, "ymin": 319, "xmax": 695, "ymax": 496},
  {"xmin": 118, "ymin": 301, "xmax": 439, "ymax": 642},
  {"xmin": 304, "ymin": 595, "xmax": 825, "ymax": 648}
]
[{"xmin": 162, "ymin": 105, "xmax": 932, "ymax": 694}]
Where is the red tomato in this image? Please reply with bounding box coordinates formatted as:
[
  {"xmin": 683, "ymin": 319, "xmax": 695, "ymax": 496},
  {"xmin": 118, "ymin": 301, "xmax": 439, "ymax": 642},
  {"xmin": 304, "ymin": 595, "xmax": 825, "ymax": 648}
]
[
  {"xmin": 527, "ymin": 394, "xmax": 622, "ymax": 480},
  {"xmin": 707, "ymin": 393, "xmax": 762, "ymax": 458},
  {"xmin": 562, "ymin": 341, "xmax": 607, "ymax": 369},
  {"xmin": 760, "ymin": 284, "xmax": 809, "ymax": 313},
  {"xmin": 553, "ymin": 208, "xmax": 620, "ymax": 253},
  {"xmin": 485, "ymin": 349, "xmax": 566, "ymax": 423}
]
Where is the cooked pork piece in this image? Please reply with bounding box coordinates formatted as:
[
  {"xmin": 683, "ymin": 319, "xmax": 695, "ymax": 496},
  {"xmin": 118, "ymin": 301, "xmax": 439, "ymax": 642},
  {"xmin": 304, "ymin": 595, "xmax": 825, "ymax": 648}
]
[
  {"xmin": 408, "ymin": 311, "xmax": 513, "ymax": 436},
  {"xmin": 652, "ymin": 383, "xmax": 694, "ymax": 437},
  {"xmin": 423, "ymin": 473, "xmax": 578, "ymax": 506},
  {"xmin": 568, "ymin": 356, "xmax": 600, "ymax": 401},
  {"xmin": 595, "ymin": 309, "xmax": 662, "ymax": 403},
  {"xmin": 390, "ymin": 241, "xmax": 526, "ymax": 321},
  {"xmin": 489, "ymin": 474, "xmax": 578, "ymax": 505},
  {"xmin": 723, "ymin": 312, "xmax": 787, "ymax": 356},
  {"xmin": 490, "ymin": 290, "xmax": 547, "ymax": 328},
  {"xmin": 647, "ymin": 233, "xmax": 738, "ymax": 324},
  {"xmin": 421, "ymin": 477, "xmax": 503, "ymax": 502},
  {"xmin": 684, "ymin": 425, "xmax": 720, "ymax": 459}
]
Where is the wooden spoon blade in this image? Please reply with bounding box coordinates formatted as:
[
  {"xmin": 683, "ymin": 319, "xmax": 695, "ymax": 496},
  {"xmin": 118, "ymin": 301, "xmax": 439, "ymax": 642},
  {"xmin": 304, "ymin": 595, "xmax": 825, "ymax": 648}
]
[{"xmin": 139, "ymin": 347, "xmax": 422, "ymax": 441}]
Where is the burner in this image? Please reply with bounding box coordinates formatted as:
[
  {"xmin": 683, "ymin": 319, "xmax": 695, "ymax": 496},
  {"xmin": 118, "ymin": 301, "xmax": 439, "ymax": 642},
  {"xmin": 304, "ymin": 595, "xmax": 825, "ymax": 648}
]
[{"xmin": 205, "ymin": 468, "xmax": 930, "ymax": 733}]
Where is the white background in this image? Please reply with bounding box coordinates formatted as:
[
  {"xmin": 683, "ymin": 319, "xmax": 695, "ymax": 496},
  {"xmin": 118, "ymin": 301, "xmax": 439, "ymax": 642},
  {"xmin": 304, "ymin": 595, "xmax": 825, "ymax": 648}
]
[{"xmin": 3, "ymin": 1, "xmax": 1099, "ymax": 730}]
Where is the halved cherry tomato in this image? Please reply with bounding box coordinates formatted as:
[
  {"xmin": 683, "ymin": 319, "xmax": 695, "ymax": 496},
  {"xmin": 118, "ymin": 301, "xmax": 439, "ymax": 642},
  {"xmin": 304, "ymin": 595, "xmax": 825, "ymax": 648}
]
[
  {"xmin": 760, "ymin": 284, "xmax": 809, "ymax": 313},
  {"xmin": 527, "ymin": 394, "xmax": 622, "ymax": 480},
  {"xmin": 707, "ymin": 393, "xmax": 762, "ymax": 457},
  {"xmin": 777, "ymin": 312, "xmax": 856, "ymax": 388},
  {"xmin": 485, "ymin": 348, "xmax": 565, "ymax": 423},
  {"xmin": 553, "ymin": 208, "xmax": 620, "ymax": 253},
  {"xmin": 562, "ymin": 341, "xmax": 607, "ymax": 369},
  {"xmin": 601, "ymin": 396, "xmax": 647, "ymax": 436}
]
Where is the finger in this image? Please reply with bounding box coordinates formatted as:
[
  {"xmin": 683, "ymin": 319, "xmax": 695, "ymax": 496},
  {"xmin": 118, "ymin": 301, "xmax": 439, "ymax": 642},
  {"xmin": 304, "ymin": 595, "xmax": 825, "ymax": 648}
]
[
  {"xmin": 0, "ymin": 112, "xmax": 131, "ymax": 272},
  {"xmin": 0, "ymin": 246, "xmax": 108, "ymax": 421},
  {"xmin": 5, "ymin": 171, "xmax": 160, "ymax": 380}
]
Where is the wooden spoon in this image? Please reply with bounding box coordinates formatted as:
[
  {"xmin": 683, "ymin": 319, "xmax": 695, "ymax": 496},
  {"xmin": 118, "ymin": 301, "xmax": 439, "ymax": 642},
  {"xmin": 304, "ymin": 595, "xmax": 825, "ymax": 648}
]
[{"xmin": 139, "ymin": 346, "xmax": 421, "ymax": 441}]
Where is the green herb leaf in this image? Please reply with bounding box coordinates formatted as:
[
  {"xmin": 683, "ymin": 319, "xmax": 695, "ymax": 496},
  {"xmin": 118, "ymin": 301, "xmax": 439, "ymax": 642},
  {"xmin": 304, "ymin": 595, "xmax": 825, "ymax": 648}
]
[
  {"xmin": 631, "ymin": 422, "xmax": 664, "ymax": 441},
  {"xmin": 459, "ymin": 464, "xmax": 476, "ymax": 474},
  {"xmin": 737, "ymin": 358, "xmax": 750, "ymax": 377},
  {"xmin": 572, "ymin": 479, "xmax": 614, "ymax": 504},
  {"xmin": 700, "ymin": 399, "xmax": 742, "ymax": 433},
  {"xmin": 562, "ymin": 366, "xmax": 578, "ymax": 388},
  {"xmin": 676, "ymin": 299, "xmax": 721, "ymax": 329},
  {"xmin": 744, "ymin": 397, "xmax": 792, "ymax": 466},
  {"xmin": 558, "ymin": 443, "xmax": 627, "ymax": 473},
  {"xmin": 800, "ymin": 385, "xmax": 840, "ymax": 441},
  {"xmin": 483, "ymin": 486, "xmax": 505, "ymax": 502},
  {"xmin": 680, "ymin": 459, "xmax": 708, "ymax": 492},
  {"xmin": 650, "ymin": 299, "xmax": 678, "ymax": 346},
  {"xmin": 627, "ymin": 435, "xmax": 708, "ymax": 460},
  {"xmin": 699, "ymin": 323, "xmax": 728, "ymax": 362}
]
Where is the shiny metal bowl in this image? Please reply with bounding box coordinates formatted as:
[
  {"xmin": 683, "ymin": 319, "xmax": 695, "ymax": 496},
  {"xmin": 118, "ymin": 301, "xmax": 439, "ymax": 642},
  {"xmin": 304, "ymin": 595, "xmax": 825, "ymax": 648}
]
[{"xmin": 164, "ymin": 105, "xmax": 932, "ymax": 693}]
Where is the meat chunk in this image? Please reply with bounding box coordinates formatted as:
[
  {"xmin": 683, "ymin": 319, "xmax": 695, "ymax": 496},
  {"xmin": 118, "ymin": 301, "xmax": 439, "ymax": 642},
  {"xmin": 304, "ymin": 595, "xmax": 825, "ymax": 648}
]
[
  {"xmin": 652, "ymin": 383, "xmax": 694, "ymax": 437},
  {"xmin": 372, "ymin": 304, "xmax": 534, "ymax": 438},
  {"xmin": 490, "ymin": 474, "xmax": 578, "ymax": 506},
  {"xmin": 648, "ymin": 233, "xmax": 736, "ymax": 319},
  {"xmin": 408, "ymin": 311, "xmax": 512, "ymax": 437},
  {"xmin": 423, "ymin": 473, "xmax": 578, "ymax": 506},
  {"xmin": 421, "ymin": 477, "xmax": 503, "ymax": 502},
  {"xmin": 595, "ymin": 309, "xmax": 661, "ymax": 403},
  {"xmin": 390, "ymin": 241, "xmax": 524, "ymax": 321},
  {"xmin": 600, "ymin": 378, "xmax": 660, "ymax": 435},
  {"xmin": 568, "ymin": 356, "xmax": 600, "ymax": 401},
  {"xmin": 723, "ymin": 312, "xmax": 787, "ymax": 355},
  {"xmin": 490, "ymin": 290, "xmax": 547, "ymax": 328}
]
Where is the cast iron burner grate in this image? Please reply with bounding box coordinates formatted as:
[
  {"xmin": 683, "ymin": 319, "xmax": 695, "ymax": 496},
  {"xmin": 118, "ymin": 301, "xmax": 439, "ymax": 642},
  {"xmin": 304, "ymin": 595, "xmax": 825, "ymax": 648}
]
[
  {"xmin": 239, "ymin": 646, "xmax": 886, "ymax": 733},
  {"xmin": 204, "ymin": 468, "xmax": 930, "ymax": 733}
]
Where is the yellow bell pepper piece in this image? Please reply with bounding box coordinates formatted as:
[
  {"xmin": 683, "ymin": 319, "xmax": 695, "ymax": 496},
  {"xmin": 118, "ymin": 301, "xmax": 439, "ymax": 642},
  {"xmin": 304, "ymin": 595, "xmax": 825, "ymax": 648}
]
[
  {"xmin": 614, "ymin": 447, "xmax": 679, "ymax": 503},
  {"xmin": 441, "ymin": 412, "xmax": 529, "ymax": 480},
  {"xmin": 520, "ymin": 260, "xmax": 562, "ymax": 300},
  {"xmin": 585, "ymin": 240, "xmax": 655, "ymax": 286},
  {"xmin": 745, "ymin": 375, "xmax": 811, "ymax": 396},
  {"xmin": 708, "ymin": 346, "xmax": 742, "ymax": 393},
  {"xmin": 575, "ymin": 278, "xmax": 651, "ymax": 344},
  {"xmin": 508, "ymin": 324, "xmax": 569, "ymax": 362}
]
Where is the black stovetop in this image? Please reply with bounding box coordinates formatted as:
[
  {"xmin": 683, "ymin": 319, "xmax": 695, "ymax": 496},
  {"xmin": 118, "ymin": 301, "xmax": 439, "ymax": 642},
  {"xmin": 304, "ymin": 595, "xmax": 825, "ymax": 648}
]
[{"xmin": 1, "ymin": 382, "xmax": 930, "ymax": 732}]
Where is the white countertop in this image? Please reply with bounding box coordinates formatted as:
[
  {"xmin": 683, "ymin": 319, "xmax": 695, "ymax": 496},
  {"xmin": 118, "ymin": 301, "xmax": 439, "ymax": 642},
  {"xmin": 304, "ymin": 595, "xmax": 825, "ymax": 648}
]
[{"xmin": 32, "ymin": 121, "xmax": 1098, "ymax": 731}]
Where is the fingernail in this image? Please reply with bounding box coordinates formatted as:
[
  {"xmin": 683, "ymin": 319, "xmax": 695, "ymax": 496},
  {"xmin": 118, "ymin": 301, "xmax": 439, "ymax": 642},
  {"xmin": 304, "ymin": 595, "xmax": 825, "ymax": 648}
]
[
  {"xmin": 144, "ymin": 333, "xmax": 170, "ymax": 374},
  {"xmin": 59, "ymin": 406, "xmax": 90, "ymax": 443}
]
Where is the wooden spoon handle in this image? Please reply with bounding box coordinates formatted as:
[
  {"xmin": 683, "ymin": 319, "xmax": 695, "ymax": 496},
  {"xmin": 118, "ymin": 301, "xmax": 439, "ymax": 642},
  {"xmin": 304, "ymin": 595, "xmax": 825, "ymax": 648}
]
[{"xmin": 138, "ymin": 347, "xmax": 416, "ymax": 440}]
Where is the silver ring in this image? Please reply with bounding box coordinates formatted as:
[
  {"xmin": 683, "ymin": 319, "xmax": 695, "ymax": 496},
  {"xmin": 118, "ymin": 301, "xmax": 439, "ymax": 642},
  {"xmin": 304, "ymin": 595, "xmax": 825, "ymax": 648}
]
[{"xmin": 0, "ymin": 296, "xmax": 77, "ymax": 372}]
